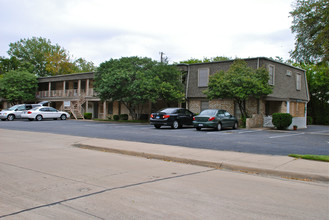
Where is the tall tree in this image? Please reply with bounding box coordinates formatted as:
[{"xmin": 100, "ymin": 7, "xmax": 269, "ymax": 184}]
[
  {"xmin": 294, "ymin": 62, "xmax": 329, "ymax": 124},
  {"xmin": 6, "ymin": 37, "xmax": 95, "ymax": 76},
  {"xmin": 290, "ymin": 0, "xmax": 329, "ymax": 64},
  {"xmin": 204, "ymin": 60, "xmax": 272, "ymax": 119},
  {"xmin": 0, "ymin": 70, "xmax": 38, "ymax": 104},
  {"xmin": 95, "ymin": 56, "xmax": 184, "ymax": 120}
]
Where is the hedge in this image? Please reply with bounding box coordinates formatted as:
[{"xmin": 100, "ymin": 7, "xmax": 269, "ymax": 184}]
[{"xmin": 84, "ymin": 112, "xmax": 92, "ymax": 119}]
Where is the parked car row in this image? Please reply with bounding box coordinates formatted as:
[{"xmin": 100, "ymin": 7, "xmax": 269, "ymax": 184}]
[
  {"xmin": 150, "ymin": 108, "xmax": 238, "ymax": 131},
  {"xmin": 0, "ymin": 103, "xmax": 70, "ymax": 121}
]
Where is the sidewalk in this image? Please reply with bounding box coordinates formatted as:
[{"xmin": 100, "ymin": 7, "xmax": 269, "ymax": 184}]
[{"xmin": 74, "ymin": 137, "xmax": 329, "ymax": 182}]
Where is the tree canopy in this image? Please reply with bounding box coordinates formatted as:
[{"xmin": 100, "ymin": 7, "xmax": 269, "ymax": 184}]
[
  {"xmin": 204, "ymin": 60, "xmax": 272, "ymax": 119},
  {"xmin": 95, "ymin": 56, "xmax": 184, "ymax": 119},
  {"xmin": 179, "ymin": 56, "xmax": 231, "ymax": 64},
  {"xmin": 2, "ymin": 37, "xmax": 96, "ymax": 76},
  {"xmin": 290, "ymin": 0, "xmax": 329, "ymax": 64},
  {"xmin": 0, "ymin": 70, "xmax": 38, "ymax": 104}
]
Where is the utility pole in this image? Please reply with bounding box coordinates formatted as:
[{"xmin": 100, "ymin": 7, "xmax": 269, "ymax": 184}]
[{"xmin": 159, "ymin": 52, "xmax": 165, "ymax": 63}]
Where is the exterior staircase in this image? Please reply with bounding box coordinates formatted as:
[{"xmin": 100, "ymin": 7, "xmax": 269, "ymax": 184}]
[{"xmin": 65, "ymin": 95, "xmax": 86, "ymax": 120}]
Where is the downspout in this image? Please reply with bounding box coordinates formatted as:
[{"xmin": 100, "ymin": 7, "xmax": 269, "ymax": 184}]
[{"xmin": 257, "ymin": 57, "xmax": 260, "ymax": 69}]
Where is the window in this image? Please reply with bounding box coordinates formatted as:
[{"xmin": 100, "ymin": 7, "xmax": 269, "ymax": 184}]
[
  {"xmin": 268, "ymin": 65, "xmax": 275, "ymax": 85},
  {"xmin": 108, "ymin": 102, "xmax": 113, "ymax": 114},
  {"xmin": 286, "ymin": 70, "xmax": 292, "ymax": 76},
  {"xmin": 198, "ymin": 68, "xmax": 209, "ymax": 87},
  {"xmin": 296, "ymin": 74, "xmax": 301, "ymax": 91}
]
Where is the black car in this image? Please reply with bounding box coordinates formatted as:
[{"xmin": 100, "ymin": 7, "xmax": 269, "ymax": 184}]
[{"xmin": 150, "ymin": 108, "xmax": 194, "ymax": 129}]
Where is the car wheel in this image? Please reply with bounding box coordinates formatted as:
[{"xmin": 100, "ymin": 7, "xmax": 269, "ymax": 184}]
[
  {"xmin": 233, "ymin": 122, "xmax": 238, "ymax": 129},
  {"xmin": 35, "ymin": 115, "xmax": 43, "ymax": 121},
  {"xmin": 7, "ymin": 114, "xmax": 15, "ymax": 121},
  {"xmin": 196, "ymin": 127, "xmax": 201, "ymax": 131},
  {"xmin": 215, "ymin": 123, "xmax": 222, "ymax": 131},
  {"xmin": 60, "ymin": 114, "xmax": 67, "ymax": 120},
  {"xmin": 154, "ymin": 125, "xmax": 161, "ymax": 129},
  {"xmin": 172, "ymin": 120, "xmax": 180, "ymax": 129}
]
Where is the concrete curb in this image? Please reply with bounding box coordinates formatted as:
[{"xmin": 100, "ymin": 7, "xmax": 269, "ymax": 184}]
[{"xmin": 73, "ymin": 143, "xmax": 329, "ymax": 183}]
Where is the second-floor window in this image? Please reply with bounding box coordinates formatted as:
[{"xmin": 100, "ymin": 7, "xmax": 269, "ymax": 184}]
[
  {"xmin": 296, "ymin": 74, "xmax": 301, "ymax": 90},
  {"xmin": 268, "ymin": 65, "xmax": 275, "ymax": 85},
  {"xmin": 198, "ymin": 68, "xmax": 209, "ymax": 87}
]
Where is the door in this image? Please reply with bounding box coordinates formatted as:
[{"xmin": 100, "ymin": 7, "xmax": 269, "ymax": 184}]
[{"xmin": 93, "ymin": 102, "xmax": 98, "ymax": 119}]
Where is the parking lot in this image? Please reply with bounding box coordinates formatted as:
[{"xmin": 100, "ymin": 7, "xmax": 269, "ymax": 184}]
[{"xmin": 0, "ymin": 119, "xmax": 328, "ymax": 156}]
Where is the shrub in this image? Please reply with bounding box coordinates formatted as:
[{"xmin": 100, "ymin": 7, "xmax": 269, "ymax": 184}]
[
  {"xmin": 113, "ymin": 115, "xmax": 120, "ymax": 120},
  {"xmin": 84, "ymin": 112, "xmax": 92, "ymax": 119},
  {"xmin": 139, "ymin": 114, "xmax": 149, "ymax": 121},
  {"xmin": 272, "ymin": 113, "xmax": 292, "ymax": 130},
  {"xmin": 120, "ymin": 114, "xmax": 128, "ymax": 120}
]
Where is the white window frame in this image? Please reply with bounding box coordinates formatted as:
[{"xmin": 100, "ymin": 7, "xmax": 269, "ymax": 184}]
[
  {"xmin": 268, "ymin": 64, "xmax": 275, "ymax": 85},
  {"xmin": 286, "ymin": 70, "xmax": 292, "ymax": 77},
  {"xmin": 198, "ymin": 68, "xmax": 209, "ymax": 87},
  {"xmin": 296, "ymin": 73, "xmax": 301, "ymax": 91}
]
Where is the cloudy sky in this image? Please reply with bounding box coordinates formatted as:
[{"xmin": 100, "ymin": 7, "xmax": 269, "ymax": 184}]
[{"xmin": 0, "ymin": 0, "xmax": 296, "ymax": 65}]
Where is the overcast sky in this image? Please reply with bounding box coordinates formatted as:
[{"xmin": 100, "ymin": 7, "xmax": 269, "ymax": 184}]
[{"xmin": 0, "ymin": 0, "xmax": 296, "ymax": 65}]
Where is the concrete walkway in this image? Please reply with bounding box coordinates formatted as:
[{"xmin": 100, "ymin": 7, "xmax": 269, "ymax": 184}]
[{"xmin": 74, "ymin": 136, "xmax": 329, "ymax": 183}]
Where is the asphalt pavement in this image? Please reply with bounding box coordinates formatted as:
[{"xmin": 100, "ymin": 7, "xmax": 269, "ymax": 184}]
[{"xmin": 1, "ymin": 128, "xmax": 328, "ymax": 182}]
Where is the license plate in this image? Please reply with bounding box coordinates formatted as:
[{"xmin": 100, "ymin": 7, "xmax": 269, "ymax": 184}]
[
  {"xmin": 156, "ymin": 116, "xmax": 160, "ymax": 119},
  {"xmin": 198, "ymin": 124, "xmax": 203, "ymax": 126}
]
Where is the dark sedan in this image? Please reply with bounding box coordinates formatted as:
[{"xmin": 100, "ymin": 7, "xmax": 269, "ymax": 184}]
[
  {"xmin": 193, "ymin": 109, "xmax": 238, "ymax": 131},
  {"xmin": 150, "ymin": 108, "xmax": 194, "ymax": 129}
]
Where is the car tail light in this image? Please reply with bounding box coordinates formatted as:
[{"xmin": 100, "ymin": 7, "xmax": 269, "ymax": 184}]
[
  {"xmin": 163, "ymin": 115, "xmax": 170, "ymax": 119},
  {"xmin": 208, "ymin": 117, "xmax": 215, "ymax": 121},
  {"xmin": 150, "ymin": 114, "xmax": 154, "ymax": 118},
  {"xmin": 193, "ymin": 117, "xmax": 195, "ymax": 121},
  {"xmin": 27, "ymin": 111, "xmax": 32, "ymax": 114}
]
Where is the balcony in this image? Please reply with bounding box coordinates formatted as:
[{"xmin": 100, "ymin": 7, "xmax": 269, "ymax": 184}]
[{"xmin": 36, "ymin": 88, "xmax": 96, "ymax": 98}]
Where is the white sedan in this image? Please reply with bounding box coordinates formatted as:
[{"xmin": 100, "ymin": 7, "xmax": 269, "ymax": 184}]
[{"xmin": 21, "ymin": 106, "xmax": 70, "ymax": 121}]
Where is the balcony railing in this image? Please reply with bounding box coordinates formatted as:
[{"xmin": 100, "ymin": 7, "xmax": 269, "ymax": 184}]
[{"xmin": 36, "ymin": 88, "xmax": 96, "ymax": 98}]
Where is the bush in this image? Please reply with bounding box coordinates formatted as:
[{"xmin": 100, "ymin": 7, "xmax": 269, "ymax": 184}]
[
  {"xmin": 113, "ymin": 115, "xmax": 120, "ymax": 120},
  {"xmin": 84, "ymin": 112, "xmax": 92, "ymax": 119},
  {"xmin": 120, "ymin": 114, "xmax": 128, "ymax": 120},
  {"xmin": 139, "ymin": 114, "xmax": 149, "ymax": 121},
  {"xmin": 272, "ymin": 113, "xmax": 292, "ymax": 130}
]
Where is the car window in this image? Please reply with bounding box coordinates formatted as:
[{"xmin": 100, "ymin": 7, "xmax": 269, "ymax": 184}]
[
  {"xmin": 185, "ymin": 110, "xmax": 192, "ymax": 116},
  {"xmin": 199, "ymin": 109, "xmax": 217, "ymax": 116},
  {"xmin": 8, "ymin": 105, "xmax": 20, "ymax": 111},
  {"xmin": 159, "ymin": 108, "xmax": 177, "ymax": 114},
  {"xmin": 224, "ymin": 112, "xmax": 231, "ymax": 117},
  {"xmin": 48, "ymin": 107, "xmax": 57, "ymax": 112},
  {"xmin": 17, "ymin": 106, "xmax": 26, "ymax": 111},
  {"xmin": 40, "ymin": 108, "xmax": 48, "ymax": 112}
]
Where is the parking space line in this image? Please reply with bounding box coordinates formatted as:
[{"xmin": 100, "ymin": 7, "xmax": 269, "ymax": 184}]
[
  {"xmin": 238, "ymin": 130, "xmax": 262, "ymax": 134},
  {"xmin": 269, "ymin": 132, "xmax": 305, "ymax": 139}
]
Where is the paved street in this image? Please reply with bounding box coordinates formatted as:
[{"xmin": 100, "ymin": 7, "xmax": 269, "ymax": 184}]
[
  {"xmin": 0, "ymin": 120, "xmax": 328, "ymax": 155},
  {"xmin": 1, "ymin": 129, "xmax": 328, "ymax": 219}
]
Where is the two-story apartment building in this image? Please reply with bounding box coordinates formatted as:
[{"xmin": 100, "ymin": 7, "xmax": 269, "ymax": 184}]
[{"xmin": 177, "ymin": 57, "xmax": 309, "ymax": 129}]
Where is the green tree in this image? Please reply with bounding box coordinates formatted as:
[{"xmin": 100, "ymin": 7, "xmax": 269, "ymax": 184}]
[
  {"xmin": 95, "ymin": 56, "xmax": 184, "ymax": 120},
  {"xmin": 204, "ymin": 60, "xmax": 272, "ymax": 118},
  {"xmin": 0, "ymin": 70, "xmax": 38, "ymax": 104},
  {"xmin": 293, "ymin": 62, "xmax": 329, "ymax": 124},
  {"xmin": 7, "ymin": 37, "xmax": 95, "ymax": 76},
  {"xmin": 179, "ymin": 56, "xmax": 231, "ymax": 64},
  {"xmin": 73, "ymin": 58, "xmax": 96, "ymax": 72},
  {"xmin": 0, "ymin": 56, "xmax": 34, "ymax": 74},
  {"xmin": 290, "ymin": 0, "xmax": 329, "ymax": 64}
]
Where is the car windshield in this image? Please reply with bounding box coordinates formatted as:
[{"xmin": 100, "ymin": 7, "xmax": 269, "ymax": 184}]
[
  {"xmin": 7, "ymin": 105, "xmax": 20, "ymax": 111},
  {"xmin": 199, "ymin": 109, "xmax": 217, "ymax": 116},
  {"xmin": 158, "ymin": 108, "xmax": 177, "ymax": 114}
]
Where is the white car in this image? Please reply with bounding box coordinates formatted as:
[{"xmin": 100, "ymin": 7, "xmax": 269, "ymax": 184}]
[
  {"xmin": 21, "ymin": 106, "xmax": 70, "ymax": 121},
  {"xmin": 0, "ymin": 104, "xmax": 42, "ymax": 121}
]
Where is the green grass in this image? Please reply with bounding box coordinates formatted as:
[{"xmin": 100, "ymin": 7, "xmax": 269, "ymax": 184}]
[{"xmin": 289, "ymin": 154, "xmax": 329, "ymax": 162}]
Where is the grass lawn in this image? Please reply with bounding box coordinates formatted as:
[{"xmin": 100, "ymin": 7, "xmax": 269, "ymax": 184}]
[{"xmin": 289, "ymin": 154, "xmax": 329, "ymax": 162}]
